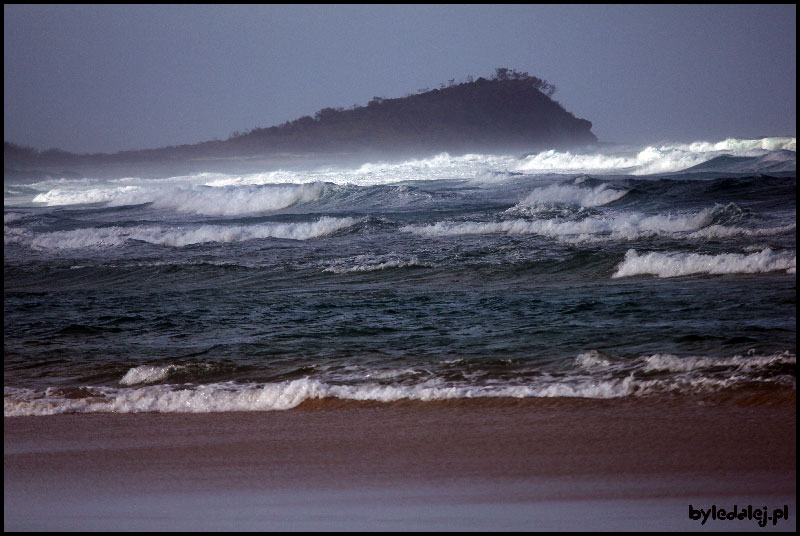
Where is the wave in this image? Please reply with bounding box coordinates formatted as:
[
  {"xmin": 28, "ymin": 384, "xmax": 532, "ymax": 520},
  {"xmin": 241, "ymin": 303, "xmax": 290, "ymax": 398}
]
[
  {"xmin": 202, "ymin": 153, "xmax": 507, "ymax": 187},
  {"xmin": 5, "ymin": 350, "xmax": 793, "ymax": 416},
  {"xmin": 119, "ymin": 364, "xmax": 178, "ymax": 385},
  {"xmin": 675, "ymin": 137, "xmax": 796, "ymax": 153},
  {"xmin": 612, "ymin": 248, "xmax": 796, "ymax": 278},
  {"xmin": 683, "ymin": 151, "xmax": 797, "ymax": 174},
  {"xmin": 4, "ymin": 212, "xmax": 29, "ymax": 224},
  {"xmin": 517, "ymin": 182, "xmax": 629, "ymax": 208},
  {"xmin": 287, "ymin": 136, "xmax": 795, "ymax": 180},
  {"xmin": 575, "ymin": 349, "xmax": 795, "ymax": 374},
  {"xmin": 686, "ymin": 224, "xmax": 796, "ymax": 240},
  {"xmin": 323, "ymin": 254, "xmax": 424, "ymax": 274},
  {"xmin": 402, "ymin": 203, "xmax": 790, "ymax": 244},
  {"xmin": 31, "ymin": 182, "xmax": 331, "ymax": 216},
  {"xmin": 8, "ymin": 217, "xmax": 358, "ymax": 250},
  {"xmin": 24, "ymin": 179, "xmax": 453, "ymax": 216},
  {"xmin": 7, "ymin": 138, "xmax": 795, "ymax": 213},
  {"xmin": 638, "ymin": 352, "xmax": 794, "ymax": 374},
  {"xmin": 118, "ymin": 363, "xmax": 223, "ymax": 385},
  {"xmin": 32, "ymin": 185, "xmax": 143, "ymax": 206},
  {"xmin": 516, "ymin": 137, "xmax": 795, "ymax": 175}
]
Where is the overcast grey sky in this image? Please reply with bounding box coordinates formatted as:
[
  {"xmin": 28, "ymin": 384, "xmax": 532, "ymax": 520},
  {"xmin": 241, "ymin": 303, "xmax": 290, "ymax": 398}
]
[{"xmin": 4, "ymin": 4, "xmax": 796, "ymax": 154}]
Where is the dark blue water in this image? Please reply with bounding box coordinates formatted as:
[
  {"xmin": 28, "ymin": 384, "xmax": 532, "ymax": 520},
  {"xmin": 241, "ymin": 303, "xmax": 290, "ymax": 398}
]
[{"xmin": 4, "ymin": 141, "xmax": 796, "ymax": 414}]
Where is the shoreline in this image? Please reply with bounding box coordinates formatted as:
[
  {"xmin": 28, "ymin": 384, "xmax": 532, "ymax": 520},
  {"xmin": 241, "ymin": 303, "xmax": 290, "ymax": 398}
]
[{"xmin": 5, "ymin": 395, "xmax": 795, "ymax": 530}]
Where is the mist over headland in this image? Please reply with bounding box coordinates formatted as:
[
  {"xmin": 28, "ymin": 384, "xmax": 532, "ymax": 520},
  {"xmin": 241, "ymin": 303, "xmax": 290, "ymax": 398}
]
[
  {"xmin": 5, "ymin": 68, "xmax": 600, "ymax": 182},
  {"xmin": 5, "ymin": 5, "xmax": 795, "ymax": 157}
]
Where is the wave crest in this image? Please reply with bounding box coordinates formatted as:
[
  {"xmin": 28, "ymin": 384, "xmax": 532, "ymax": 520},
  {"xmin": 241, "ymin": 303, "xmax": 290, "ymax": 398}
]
[
  {"xmin": 18, "ymin": 217, "xmax": 358, "ymax": 250},
  {"xmin": 519, "ymin": 183, "xmax": 629, "ymax": 208},
  {"xmin": 401, "ymin": 203, "xmax": 785, "ymax": 244},
  {"xmin": 323, "ymin": 254, "xmax": 424, "ymax": 274},
  {"xmin": 32, "ymin": 182, "xmax": 330, "ymax": 216},
  {"xmin": 516, "ymin": 137, "xmax": 796, "ymax": 175},
  {"xmin": 5, "ymin": 349, "xmax": 794, "ymax": 416},
  {"xmin": 612, "ymin": 248, "xmax": 796, "ymax": 278}
]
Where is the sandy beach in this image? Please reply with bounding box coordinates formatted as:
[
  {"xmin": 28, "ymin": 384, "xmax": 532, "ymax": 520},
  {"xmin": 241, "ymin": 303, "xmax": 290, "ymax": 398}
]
[{"xmin": 4, "ymin": 394, "xmax": 796, "ymax": 531}]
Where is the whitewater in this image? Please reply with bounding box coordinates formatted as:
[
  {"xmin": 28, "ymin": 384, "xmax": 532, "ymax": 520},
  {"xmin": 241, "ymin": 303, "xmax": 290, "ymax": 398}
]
[{"xmin": 4, "ymin": 137, "xmax": 796, "ymax": 415}]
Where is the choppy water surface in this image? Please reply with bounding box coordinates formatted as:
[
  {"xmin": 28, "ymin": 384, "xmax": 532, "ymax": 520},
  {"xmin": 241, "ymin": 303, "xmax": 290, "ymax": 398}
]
[{"xmin": 4, "ymin": 137, "xmax": 796, "ymax": 415}]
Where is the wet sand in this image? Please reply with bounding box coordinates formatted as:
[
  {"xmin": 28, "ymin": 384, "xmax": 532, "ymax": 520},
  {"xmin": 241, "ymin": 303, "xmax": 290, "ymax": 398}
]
[{"xmin": 4, "ymin": 396, "xmax": 796, "ymax": 530}]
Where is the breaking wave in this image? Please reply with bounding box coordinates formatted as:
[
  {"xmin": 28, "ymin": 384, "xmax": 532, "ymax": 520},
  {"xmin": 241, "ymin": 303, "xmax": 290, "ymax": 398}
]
[
  {"xmin": 119, "ymin": 365, "xmax": 178, "ymax": 386},
  {"xmin": 575, "ymin": 349, "xmax": 795, "ymax": 374},
  {"xmin": 10, "ymin": 217, "xmax": 358, "ymax": 249},
  {"xmin": 612, "ymin": 248, "xmax": 796, "ymax": 278},
  {"xmin": 518, "ymin": 182, "xmax": 629, "ymax": 208},
  {"xmin": 4, "ymin": 212, "xmax": 29, "ymax": 224},
  {"xmin": 7, "ymin": 137, "xmax": 795, "ymax": 214},
  {"xmin": 516, "ymin": 137, "xmax": 795, "ymax": 175},
  {"xmin": 31, "ymin": 182, "xmax": 331, "ymax": 216},
  {"xmin": 5, "ymin": 350, "xmax": 793, "ymax": 416},
  {"xmin": 323, "ymin": 254, "xmax": 424, "ymax": 274},
  {"xmin": 402, "ymin": 204, "xmax": 791, "ymax": 244}
]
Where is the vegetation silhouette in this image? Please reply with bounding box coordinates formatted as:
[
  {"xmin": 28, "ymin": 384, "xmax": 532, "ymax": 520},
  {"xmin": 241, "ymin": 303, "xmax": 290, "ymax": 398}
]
[{"xmin": 5, "ymin": 68, "xmax": 596, "ymax": 175}]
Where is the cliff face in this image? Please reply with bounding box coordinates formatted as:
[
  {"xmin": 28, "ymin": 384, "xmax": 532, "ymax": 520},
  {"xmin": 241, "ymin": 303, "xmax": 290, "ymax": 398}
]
[{"xmin": 5, "ymin": 71, "xmax": 597, "ymax": 174}]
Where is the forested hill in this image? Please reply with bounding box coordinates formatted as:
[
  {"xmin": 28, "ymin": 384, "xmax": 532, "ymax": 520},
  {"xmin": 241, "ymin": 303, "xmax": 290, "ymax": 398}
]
[
  {"xmin": 227, "ymin": 69, "xmax": 596, "ymax": 155},
  {"xmin": 5, "ymin": 69, "xmax": 596, "ymax": 171}
]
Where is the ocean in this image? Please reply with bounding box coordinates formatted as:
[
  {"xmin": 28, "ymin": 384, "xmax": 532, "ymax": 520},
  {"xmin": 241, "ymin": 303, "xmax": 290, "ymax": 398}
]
[{"xmin": 3, "ymin": 136, "xmax": 796, "ymax": 416}]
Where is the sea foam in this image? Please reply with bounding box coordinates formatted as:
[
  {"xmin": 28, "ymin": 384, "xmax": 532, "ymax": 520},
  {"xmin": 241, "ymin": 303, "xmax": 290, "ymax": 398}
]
[
  {"xmin": 612, "ymin": 248, "xmax": 796, "ymax": 278},
  {"xmin": 518, "ymin": 183, "xmax": 629, "ymax": 208},
  {"xmin": 401, "ymin": 204, "xmax": 766, "ymax": 243},
  {"xmin": 516, "ymin": 137, "xmax": 796, "ymax": 175},
  {"xmin": 323, "ymin": 254, "xmax": 423, "ymax": 274},
  {"xmin": 119, "ymin": 365, "xmax": 177, "ymax": 385},
  {"xmin": 23, "ymin": 217, "xmax": 358, "ymax": 250},
  {"xmin": 4, "ymin": 212, "xmax": 29, "ymax": 224},
  {"xmin": 13, "ymin": 137, "xmax": 795, "ymax": 213},
  {"xmin": 32, "ymin": 182, "xmax": 330, "ymax": 216},
  {"xmin": 5, "ymin": 353, "xmax": 794, "ymax": 416}
]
